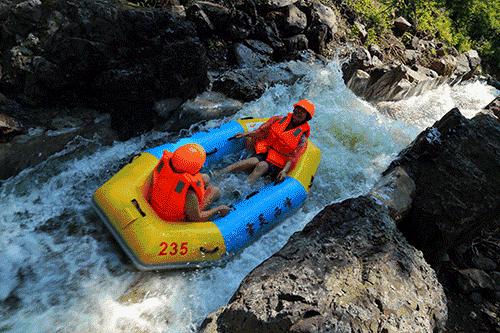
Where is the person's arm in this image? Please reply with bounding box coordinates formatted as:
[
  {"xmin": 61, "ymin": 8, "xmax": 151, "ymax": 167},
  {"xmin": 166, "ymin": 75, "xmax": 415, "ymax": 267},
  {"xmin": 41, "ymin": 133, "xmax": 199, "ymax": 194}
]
[
  {"xmin": 185, "ymin": 190, "xmax": 230, "ymax": 222},
  {"xmin": 235, "ymin": 116, "xmax": 280, "ymax": 139},
  {"xmin": 276, "ymin": 134, "xmax": 308, "ymax": 182}
]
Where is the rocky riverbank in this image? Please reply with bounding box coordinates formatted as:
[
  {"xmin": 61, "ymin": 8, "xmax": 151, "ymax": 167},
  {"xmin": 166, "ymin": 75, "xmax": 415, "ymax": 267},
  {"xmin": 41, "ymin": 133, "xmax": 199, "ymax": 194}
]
[
  {"xmin": 199, "ymin": 103, "xmax": 500, "ymax": 332},
  {"xmin": 1, "ymin": 0, "xmax": 492, "ymax": 180}
]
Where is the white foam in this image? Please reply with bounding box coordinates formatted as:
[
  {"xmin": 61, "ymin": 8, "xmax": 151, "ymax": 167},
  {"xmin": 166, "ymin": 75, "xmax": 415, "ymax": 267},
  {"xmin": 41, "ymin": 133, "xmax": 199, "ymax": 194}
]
[{"xmin": 0, "ymin": 60, "xmax": 496, "ymax": 332}]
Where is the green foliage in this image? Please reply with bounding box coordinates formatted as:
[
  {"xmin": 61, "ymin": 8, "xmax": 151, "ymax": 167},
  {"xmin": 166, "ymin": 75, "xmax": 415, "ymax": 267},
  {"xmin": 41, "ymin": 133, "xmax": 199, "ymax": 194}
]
[{"xmin": 344, "ymin": 0, "xmax": 499, "ymax": 74}]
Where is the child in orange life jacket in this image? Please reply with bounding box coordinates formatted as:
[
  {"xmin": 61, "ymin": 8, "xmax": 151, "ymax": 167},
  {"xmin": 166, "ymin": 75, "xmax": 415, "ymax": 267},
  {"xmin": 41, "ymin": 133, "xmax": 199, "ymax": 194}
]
[
  {"xmin": 219, "ymin": 99, "xmax": 315, "ymax": 184},
  {"xmin": 148, "ymin": 144, "xmax": 230, "ymax": 222}
]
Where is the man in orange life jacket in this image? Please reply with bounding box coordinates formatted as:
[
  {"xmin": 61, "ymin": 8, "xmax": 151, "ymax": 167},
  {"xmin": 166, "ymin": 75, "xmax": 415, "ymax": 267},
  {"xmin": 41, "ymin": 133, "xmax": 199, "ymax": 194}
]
[
  {"xmin": 220, "ymin": 99, "xmax": 315, "ymax": 184},
  {"xmin": 149, "ymin": 144, "xmax": 231, "ymax": 222}
]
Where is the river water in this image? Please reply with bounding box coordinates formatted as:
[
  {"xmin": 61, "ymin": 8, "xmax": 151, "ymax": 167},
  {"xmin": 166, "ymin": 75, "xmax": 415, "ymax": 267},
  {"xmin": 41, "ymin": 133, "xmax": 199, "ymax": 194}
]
[{"xmin": 0, "ymin": 61, "xmax": 497, "ymax": 332}]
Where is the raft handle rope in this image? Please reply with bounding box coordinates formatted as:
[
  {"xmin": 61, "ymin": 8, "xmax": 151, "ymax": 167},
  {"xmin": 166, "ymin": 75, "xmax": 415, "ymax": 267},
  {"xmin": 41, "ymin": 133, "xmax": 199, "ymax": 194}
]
[
  {"xmin": 200, "ymin": 246, "xmax": 219, "ymax": 254},
  {"xmin": 206, "ymin": 148, "xmax": 218, "ymax": 156},
  {"xmin": 240, "ymin": 116, "xmax": 255, "ymax": 120},
  {"xmin": 245, "ymin": 190, "xmax": 259, "ymax": 200},
  {"xmin": 308, "ymin": 175, "xmax": 315, "ymax": 189},
  {"xmin": 131, "ymin": 199, "xmax": 146, "ymax": 217}
]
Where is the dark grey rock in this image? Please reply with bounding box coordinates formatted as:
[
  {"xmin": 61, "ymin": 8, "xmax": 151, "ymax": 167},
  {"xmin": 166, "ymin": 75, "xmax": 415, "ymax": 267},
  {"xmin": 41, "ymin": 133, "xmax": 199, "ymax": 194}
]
[
  {"xmin": 200, "ymin": 197, "xmax": 447, "ymax": 333},
  {"xmin": 0, "ymin": 113, "xmax": 25, "ymax": 143},
  {"xmin": 457, "ymin": 269, "xmax": 495, "ymax": 292},
  {"xmin": 234, "ymin": 43, "xmax": 270, "ymax": 68},
  {"xmin": 472, "ymin": 255, "xmax": 497, "ymax": 271},
  {"xmin": 385, "ymin": 109, "xmax": 500, "ymax": 266},
  {"xmin": 284, "ymin": 5, "xmax": 307, "ymax": 35},
  {"xmin": 394, "ymin": 16, "xmax": 412, "ymax": 34}
]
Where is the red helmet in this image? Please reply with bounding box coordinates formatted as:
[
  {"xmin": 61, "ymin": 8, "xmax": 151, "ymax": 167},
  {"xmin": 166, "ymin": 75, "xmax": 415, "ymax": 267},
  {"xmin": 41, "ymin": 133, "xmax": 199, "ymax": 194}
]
[
  {"xmin": 294, "ymin": 99, "xmax": 315, "ymax": 119},
  {"xmin": 171, "ymin": 143, "xmax": 206, "ymax": 174}
]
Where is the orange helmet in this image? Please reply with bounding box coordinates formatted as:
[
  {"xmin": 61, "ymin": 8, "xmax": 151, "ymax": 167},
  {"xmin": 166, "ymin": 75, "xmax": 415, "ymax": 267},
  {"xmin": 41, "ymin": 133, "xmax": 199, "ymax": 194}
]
[
  {"xmin": 171, "ymin": 143, "xmax": 206, "ymax": 174},
  {"xmin": 294, "ymin": 99, "xmax": 315, "ymax": 119}
]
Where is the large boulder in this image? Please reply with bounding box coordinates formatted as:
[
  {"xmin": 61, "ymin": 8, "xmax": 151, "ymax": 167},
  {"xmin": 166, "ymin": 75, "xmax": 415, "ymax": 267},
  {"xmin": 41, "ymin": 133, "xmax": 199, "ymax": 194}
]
[
  {"xmin": 200, "ymin": 196, "xmax": 447, "ymax": 333},
  {"xmin": 384, "ymin": 108, "xmax": 500, "ymax": 265},
  {"xmin": 0, "ymin": 0, "xmax": 209, "ymax": 138}
]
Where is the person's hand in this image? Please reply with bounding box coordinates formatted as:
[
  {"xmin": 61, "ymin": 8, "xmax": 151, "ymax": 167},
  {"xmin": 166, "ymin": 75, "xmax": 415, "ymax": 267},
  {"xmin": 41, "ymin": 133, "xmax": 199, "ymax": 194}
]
[
  {"xmin": 216, "ymin": 205, "xmax": 231, "ymax": 216},
  {"xmin": 276, "ymin": 170, "xmax": 287, "ymax": 183}
]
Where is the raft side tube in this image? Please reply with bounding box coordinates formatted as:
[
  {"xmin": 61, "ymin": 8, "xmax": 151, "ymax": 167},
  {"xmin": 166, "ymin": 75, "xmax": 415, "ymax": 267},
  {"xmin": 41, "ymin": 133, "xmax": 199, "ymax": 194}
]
[{"xmin": 92, "ymin": 152, "xmax": 226, "ymax": 270}]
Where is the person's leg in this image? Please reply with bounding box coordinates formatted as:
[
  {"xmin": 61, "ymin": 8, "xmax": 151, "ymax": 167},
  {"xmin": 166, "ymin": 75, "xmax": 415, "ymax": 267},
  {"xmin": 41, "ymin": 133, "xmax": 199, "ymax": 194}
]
[
  {"xmin": 202, "ymin": 185, "xmax": 220, "ymax": 209},
  {"xmin": 247, "ymin": 161, "xmax": 269, "ymax": 184},
  {"xmin": 219, "ymin": 156, "xmax": 260, "ymax": 174}
]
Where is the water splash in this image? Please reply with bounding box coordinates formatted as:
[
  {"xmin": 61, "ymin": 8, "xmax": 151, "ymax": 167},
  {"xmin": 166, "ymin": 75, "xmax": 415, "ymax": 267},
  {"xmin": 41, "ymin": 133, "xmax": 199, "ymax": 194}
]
[{"xmin": 0, "ymin": 60, "xmax": 496, "ymax": 332}]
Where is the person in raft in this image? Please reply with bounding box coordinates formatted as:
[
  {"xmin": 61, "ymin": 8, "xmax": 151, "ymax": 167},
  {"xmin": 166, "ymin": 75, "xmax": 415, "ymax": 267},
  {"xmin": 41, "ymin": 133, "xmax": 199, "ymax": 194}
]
[
  {"xmin": 220, "ymin": 99, "xmax": 315, "ymax": 184},
  {"xmin": 149, "ymin": 143, "xmax": 231, "ymax": 221}
]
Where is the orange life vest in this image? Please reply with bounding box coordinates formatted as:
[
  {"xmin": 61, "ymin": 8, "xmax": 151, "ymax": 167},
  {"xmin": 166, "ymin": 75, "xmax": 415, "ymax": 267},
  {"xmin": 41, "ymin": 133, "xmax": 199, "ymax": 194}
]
[
  {"xmin": 254, "ymin": 113, "xmax": 310, "ymax": 168},
  {"xmin": 149, "ymin": 151, "xmax": 205, "ymax": 221}
]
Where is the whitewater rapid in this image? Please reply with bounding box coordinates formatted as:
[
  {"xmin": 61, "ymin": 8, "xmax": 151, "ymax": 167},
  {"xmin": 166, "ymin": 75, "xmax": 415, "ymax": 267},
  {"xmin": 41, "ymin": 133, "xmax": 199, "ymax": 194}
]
[{"xmin": 0, "ymin": 60, "xmax": 497, "ymax": 332}]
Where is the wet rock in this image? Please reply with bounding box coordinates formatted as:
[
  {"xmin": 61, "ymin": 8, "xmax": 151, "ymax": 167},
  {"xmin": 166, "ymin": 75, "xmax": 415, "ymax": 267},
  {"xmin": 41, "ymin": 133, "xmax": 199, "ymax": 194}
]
[
  {"xmin": 283, "ymin": 34, "xmax": 309, "ymax": 53},
  {"xmin": 1, "ymin": 0, "xmax": 209, "ymax": 139},
  {"xmin": 362, "ymin": 64, "xmax": 446, "ymax": 101},
  {"xmin": 457, "ymin": 269, "xmax": 495, "ymax": 292},
  {"xmin": 385, "ymin": 109, "xmax": 500, "ymax": 266},
  {"xmin": 200, "ymin": 197, "xmax": 447, "ymax": 333},
  {"xmin": 0, "ymin": 113, "xmax": 25, "ymax": 143},
  {"xmin": 472, "ymin": 255, "xmax": 497, "ymax": 271},
  {"xmin": 346, "ymin": 69, "xmax": 370, "ymax": 97},
  {"xmin": 283, "ymin": 5, "xmax": 307, "ymax": 36},
  {"xmin": 393, "ymin": 16, "xmax": 411, "ymax": 34},
  {"xmin": 484, "ymin": 96, "xmax": 500, "ymax": 118},
  {"xmin": 245, "ymin": 40, "xmax": 274, "ymax": 56},
  {"xmin": 172, "ymin": 91, "xmax": 243, "ymax": 129},
  {"xmin": 0, "ymin": 109, "xmax": 117, "ymax": 180},
  {"xmin": 212, "ymin": 63, "xmax": 304, "ymax": 101},
  {"xmin": 234, "ymin": 43, "xmax": 270, "ymax": 68}
]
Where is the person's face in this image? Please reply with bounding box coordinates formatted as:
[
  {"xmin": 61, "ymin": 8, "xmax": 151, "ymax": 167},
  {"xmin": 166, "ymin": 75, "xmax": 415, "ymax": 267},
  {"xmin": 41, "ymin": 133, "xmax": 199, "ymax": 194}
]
[{"xmin": 292, "ymin": 106, "xmax": 308, "ymax": 123}]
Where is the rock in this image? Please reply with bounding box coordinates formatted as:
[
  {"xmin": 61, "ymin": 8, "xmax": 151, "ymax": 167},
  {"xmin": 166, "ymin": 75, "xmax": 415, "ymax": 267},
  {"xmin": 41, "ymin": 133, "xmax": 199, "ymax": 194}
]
[
  {"xmin": 245, "ymin": 40, "xmax": 274, "ymax": 56},
  {"xmin": 283, "ymin": 5, "xmax": 307, "ymax": 36},
  {"xmin": 369, "ymin": 166, "xmax": 415, "ymax": 221},
  {"xmin": 354, "ymin": 22, "xmax": 367, "ymax": 41},
  {"xmin": 283, "ymin": 34, "xmax": 309, "ymax": 53},
  {"xmin": 410, "ymin": 36, "xmax": 421, "ymax": 50},
  {"xmin": 404, "ymin": 49, "xmax": 418, "ymax": 65},
  {"xmin": 492, "ymin": 272, "xmax": 500, "ymax": 288},
  {"xmin": 310, "ymin": 1, "xmax": 337, "ymax": 33},
  {"xmin": 346, "ymin": 69, "xmax": 370, "ymax": 99},
  {"xmin": 472, "ymin": 255, "xmax": 497, "ymax": 271},
  {"xmin": 212, "ymin": 63, "xmax": 304, "ymax": 101},
  {"xmin": 174, "ymin": 91, "xmax": 243, "ymax": 129},
  {"xmin": 394, "ymin": 16, "xmax": 412, "ymax": 34},
  {"xmin": 1, "ymin": 0, "xmax": 209, "ymax": 139},
  {"xmin": 234, "ymin": 43, "xmax": 270, "ymax": 68},
  {"xmin": 469, "ymin": 292, "xmax": 482, "ymax": 304},
  {"xmin": 154, "ymin": 98, "xmax": 184, "ymax": 119},
  {"xmin": 385, "ymin": 109, "xmax": 500, "ymax": 266},
  {"xmin": 484, "ymin": 96, "xmax": 500, "ymax": 118},
  {"xmin": 429, "ymin": 55, "xmax": 457, "ymax": 76},
  {"xmin": 457, "ymin": 269, "xmax": 495, "ymax": 292},
  {"xmin": 465, "ymin": 49, "xmax": 481, "ymax": 69},
  {"xmin": 0, "ymin": 113, "xmax": 25, "ymax": 143},
  {"xmin": 200, "ymin": 197, "xmax": 447, "ymax": 333},
  {"xmin": 0, "ymin": 109, "xmax": 117, "ymax": 180},
  {"xmin": 257, "ymin": 0, "xmax": 298, "ymax": 10},
  {"xmin": 370, "ymin": 55, "xmax": 383, "ymax": 68},
  {"xmin": 368, "ymin": 44, "xmax": 383, "ymax": 59}
]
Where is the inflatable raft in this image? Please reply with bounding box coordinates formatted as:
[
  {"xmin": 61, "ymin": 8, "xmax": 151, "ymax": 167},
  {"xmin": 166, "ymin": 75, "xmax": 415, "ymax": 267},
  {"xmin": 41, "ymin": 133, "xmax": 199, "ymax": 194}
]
[{"xmin": 92, "ymin": 118, "xmax": 321, "ymax": 270}]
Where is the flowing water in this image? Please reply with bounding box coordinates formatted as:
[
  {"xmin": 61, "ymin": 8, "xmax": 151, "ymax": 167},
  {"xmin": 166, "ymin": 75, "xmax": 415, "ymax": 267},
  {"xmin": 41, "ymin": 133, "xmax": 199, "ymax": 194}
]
[{"xmin": 0, "ymin": 60, "xmax": 497, "ymax": 332}]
